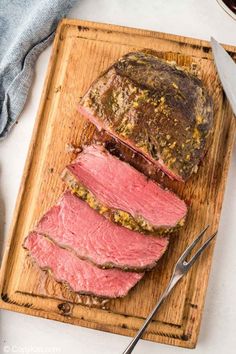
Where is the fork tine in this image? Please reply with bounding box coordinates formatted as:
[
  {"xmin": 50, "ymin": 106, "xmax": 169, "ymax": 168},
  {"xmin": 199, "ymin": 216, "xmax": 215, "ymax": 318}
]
[
  {"xmin": 178, "ymin": 225, "xmax": 210, "ymax": 264},
  {"xmin": 186, "ymin": 231, "xmax": 217, "ymax": 269}
]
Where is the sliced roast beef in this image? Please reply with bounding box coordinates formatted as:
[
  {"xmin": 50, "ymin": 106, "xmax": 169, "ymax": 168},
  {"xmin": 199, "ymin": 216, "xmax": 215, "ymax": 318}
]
[
  {"xmin": 62, "ymin": 144, "xmax": 187, "ymax": 234},
  {"xmin": 35, "ymin": 191, "xmax": 169, "ymax": 271},
  {"xmin": 79, "ymin": 50, "xmax": 213, "ymax": 181},
  {"xmin": 24, "ymin": 232, "xmax": 143, "ymax": 298}
]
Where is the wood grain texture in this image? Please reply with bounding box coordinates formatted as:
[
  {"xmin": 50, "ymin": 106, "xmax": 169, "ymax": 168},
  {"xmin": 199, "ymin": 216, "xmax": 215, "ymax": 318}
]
[{"xmin": 0, "ymin": 19, "xmax": 235, "ymax": 349}]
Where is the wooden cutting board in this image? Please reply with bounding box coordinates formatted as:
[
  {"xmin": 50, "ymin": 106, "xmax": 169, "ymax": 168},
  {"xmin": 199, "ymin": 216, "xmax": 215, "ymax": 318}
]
[{"xmin": 0, "ymin": 19, "xmax": 235, "ymax": 349}]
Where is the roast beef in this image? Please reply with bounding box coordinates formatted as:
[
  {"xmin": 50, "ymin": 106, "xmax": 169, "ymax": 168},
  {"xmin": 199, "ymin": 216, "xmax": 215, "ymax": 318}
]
[
  {"xmin": 24, "ymin": 232, "xmax": 143, "ymax": 298},
  {"xmin": 62, "ymin": 144, "xmax": 187, "ymax": 234},
  {"xmin": 35, "ymin": 191, "xmax": 169, "ymax": 271},
  {"xmin": 79, "ymin": 51, "xmax": 213, "ymax": 181}
]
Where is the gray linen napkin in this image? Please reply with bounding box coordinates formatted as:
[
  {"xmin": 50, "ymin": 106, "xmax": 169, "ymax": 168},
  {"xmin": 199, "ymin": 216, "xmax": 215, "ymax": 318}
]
[{"xmin": 0, "ymin": 0, "xmax": 77, "ymax": 139}]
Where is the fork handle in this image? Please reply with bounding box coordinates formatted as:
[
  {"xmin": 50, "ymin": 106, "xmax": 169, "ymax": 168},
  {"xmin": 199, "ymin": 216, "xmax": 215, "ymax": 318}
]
[
  {"xmin": 122, "ymin": 293, "xmax": 167, "ymax": 354},
  {"xmin": 122, "ymin": 228, "xmax": 217, "ymax": 353},
  {"xmin": 122, "ymin": 275, "xmax": 180, "ymax": 354}
]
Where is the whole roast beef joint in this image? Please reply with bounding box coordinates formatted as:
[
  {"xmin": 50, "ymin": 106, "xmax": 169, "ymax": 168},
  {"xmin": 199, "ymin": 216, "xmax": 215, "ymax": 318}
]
[
  {"xmin": 62, "ymin": 144, "xmax": 187, "ymax": 234},
  {"xmin": 78, "ymin": 50, "xmax": 213, "ymax": 181},
  {"xmin": 22, "ymin": 50, "xmax": 210, "ymax": 302}
]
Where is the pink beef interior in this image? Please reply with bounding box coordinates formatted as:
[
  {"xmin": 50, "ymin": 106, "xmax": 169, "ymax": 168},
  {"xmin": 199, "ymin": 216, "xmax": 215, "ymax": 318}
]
[
  {"xmin": 35, "ymin": 191, "xmax": 169, "ymax": 270},
  {"xmin": 67, "ymin": 144, "xmax": 187, "ymax": 228},
  {"xmin": 24, "ymin": 232, "xmax": 143, "ymax": 298}
]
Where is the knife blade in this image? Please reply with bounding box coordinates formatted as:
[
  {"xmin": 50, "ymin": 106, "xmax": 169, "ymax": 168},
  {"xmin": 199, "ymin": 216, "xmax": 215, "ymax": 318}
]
[{"xmin": 211, "ymin": 37, "xmax": 236, "ymax": 116}]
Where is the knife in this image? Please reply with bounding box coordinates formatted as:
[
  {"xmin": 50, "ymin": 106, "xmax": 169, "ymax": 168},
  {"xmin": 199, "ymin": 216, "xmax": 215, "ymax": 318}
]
[{"xmin": 211, "ymin": 37, "xmax": 236, "ymax": 116}]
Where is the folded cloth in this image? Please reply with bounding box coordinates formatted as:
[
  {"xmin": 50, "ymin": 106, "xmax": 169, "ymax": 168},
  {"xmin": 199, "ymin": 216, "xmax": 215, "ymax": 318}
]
[{"xmin": 0, "ymin": 0, "xmax": 77, "ymax": 139}]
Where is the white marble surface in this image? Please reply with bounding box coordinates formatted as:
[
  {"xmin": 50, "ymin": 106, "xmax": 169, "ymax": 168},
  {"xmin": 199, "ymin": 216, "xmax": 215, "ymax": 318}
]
[{"xmin": 1, "ymin": 0, "xmax": 236, "ymax": 353}]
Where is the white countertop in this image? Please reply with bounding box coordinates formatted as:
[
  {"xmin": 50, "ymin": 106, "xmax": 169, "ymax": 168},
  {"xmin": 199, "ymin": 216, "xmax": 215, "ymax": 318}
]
[{"xmin": 1, "ymin": 1, "xmax": 236, "ymax": 353}]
